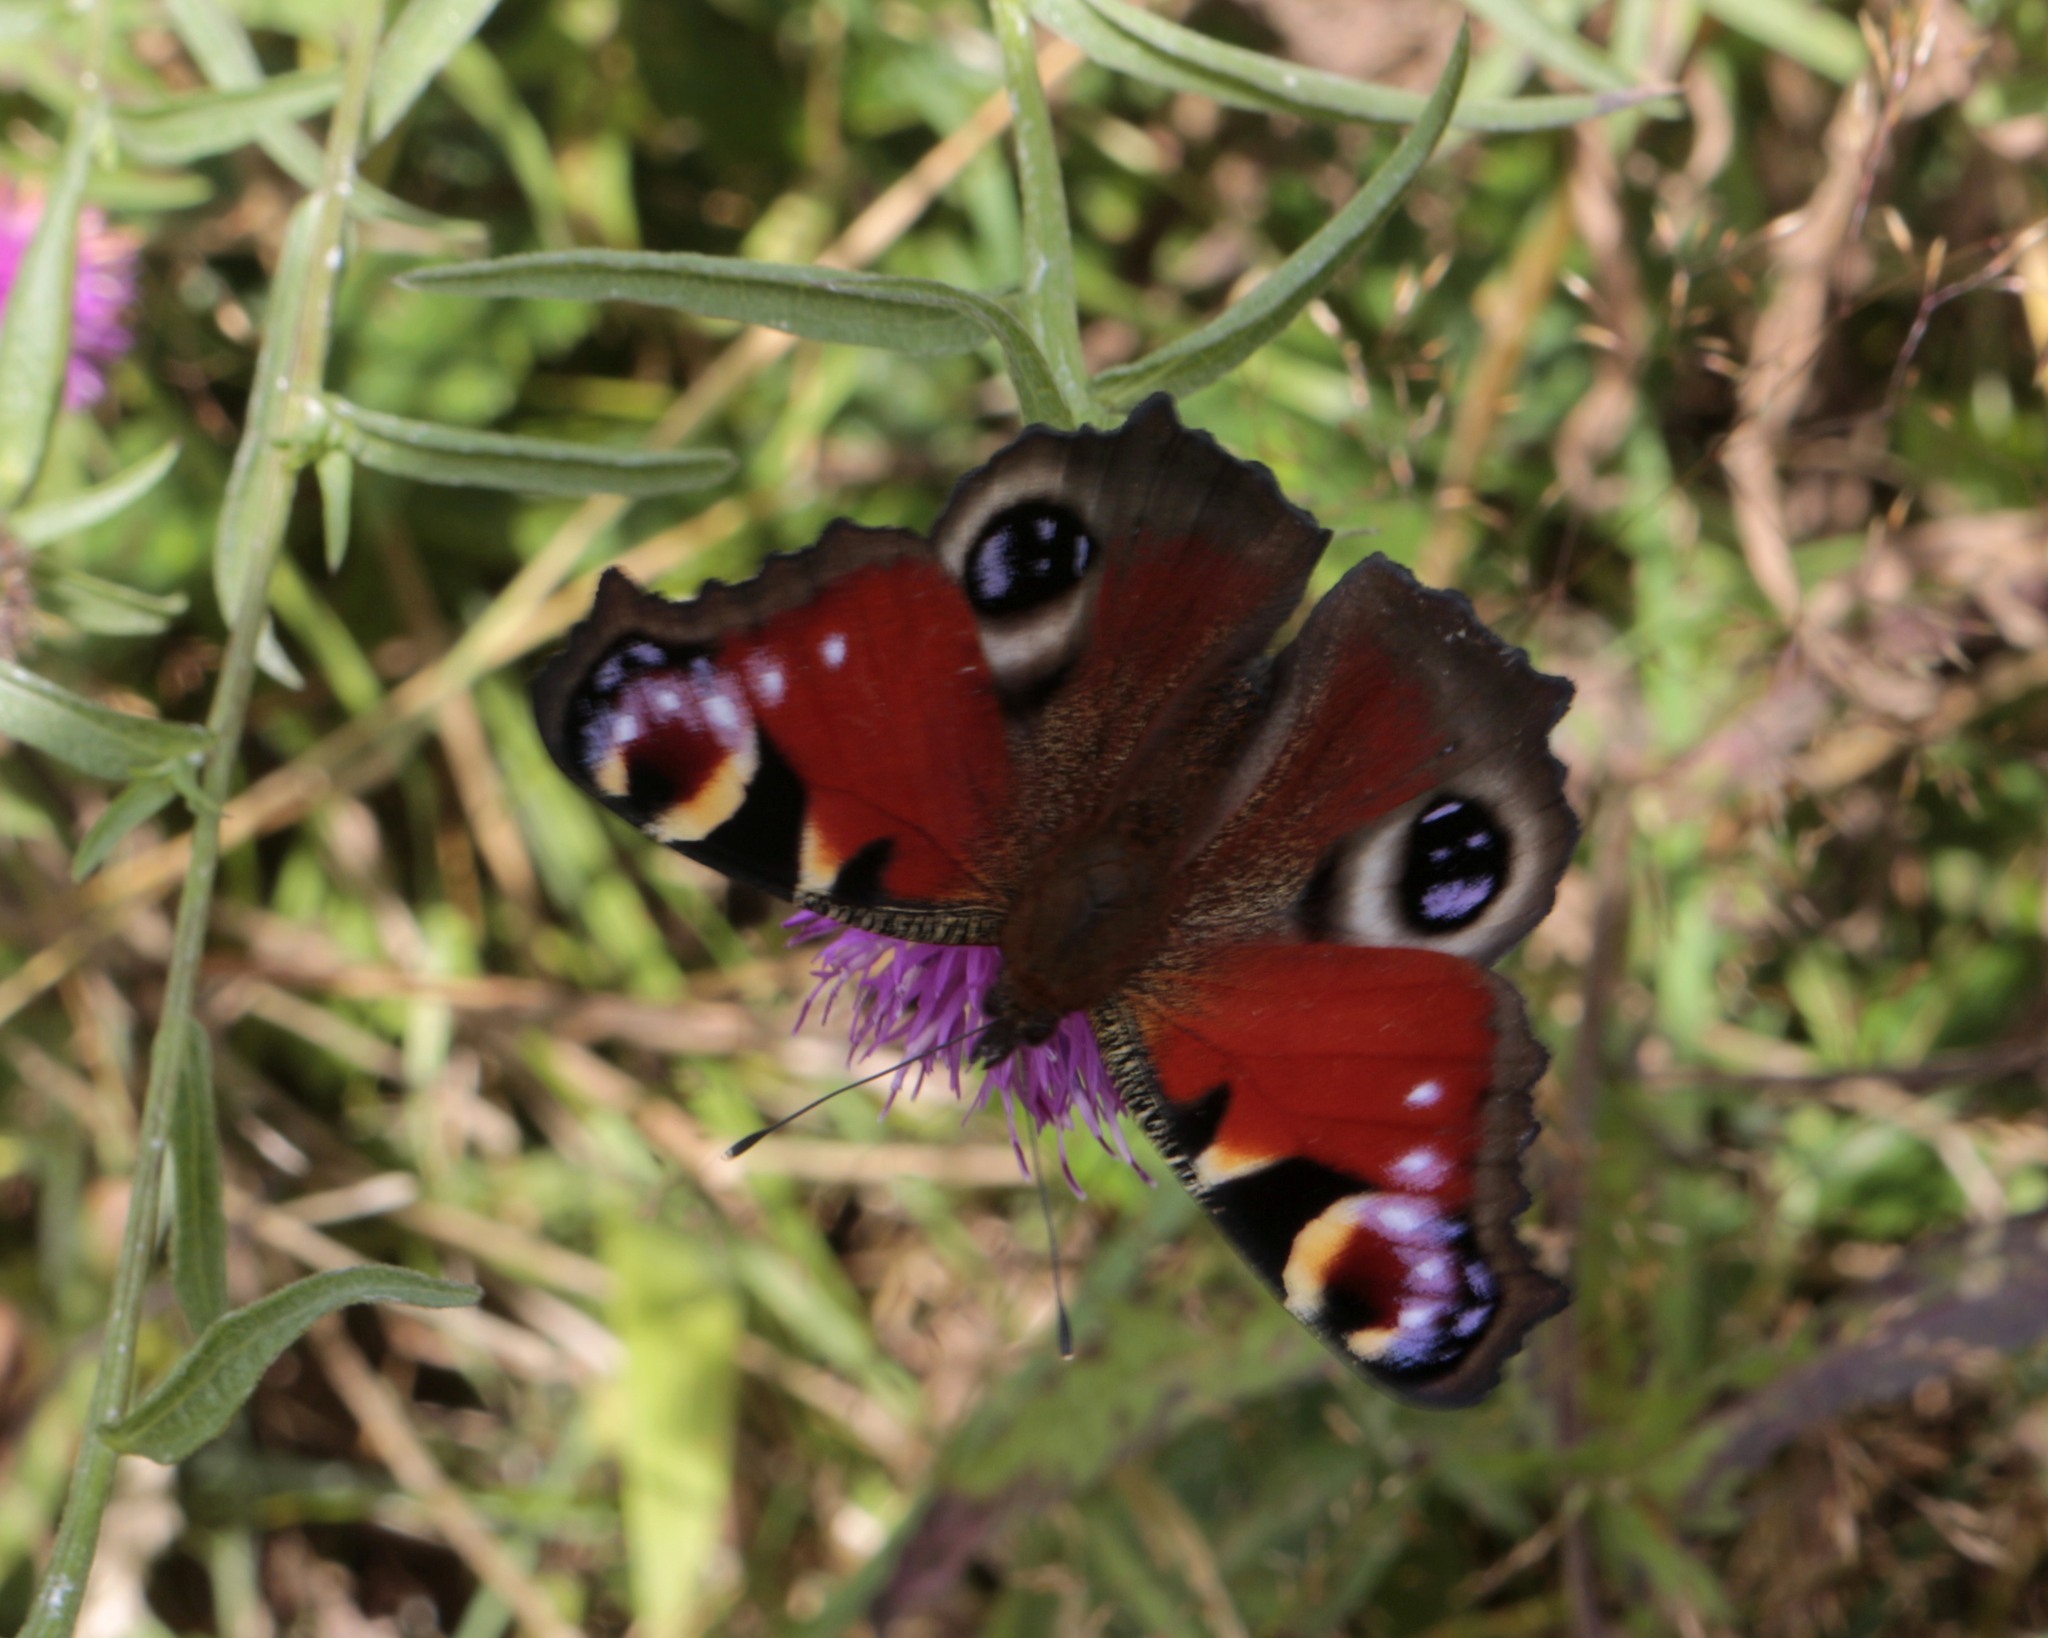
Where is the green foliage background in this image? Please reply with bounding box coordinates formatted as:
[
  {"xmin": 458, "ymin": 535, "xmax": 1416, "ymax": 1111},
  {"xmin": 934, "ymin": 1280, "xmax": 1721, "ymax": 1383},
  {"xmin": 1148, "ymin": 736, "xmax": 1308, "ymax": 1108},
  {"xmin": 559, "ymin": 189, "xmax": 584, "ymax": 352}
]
[{"xmin": 2, "ymin": 0, "xmax": 2047, "ymax": 1634}]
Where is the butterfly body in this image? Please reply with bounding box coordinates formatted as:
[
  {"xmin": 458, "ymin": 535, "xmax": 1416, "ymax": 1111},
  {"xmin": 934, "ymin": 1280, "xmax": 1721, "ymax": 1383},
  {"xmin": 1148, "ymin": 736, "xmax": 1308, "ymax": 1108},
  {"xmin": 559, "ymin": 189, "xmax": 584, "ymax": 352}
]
[{"xmin": 536, "ymin": 395, "xmax": 1575, "ymax": 1406}]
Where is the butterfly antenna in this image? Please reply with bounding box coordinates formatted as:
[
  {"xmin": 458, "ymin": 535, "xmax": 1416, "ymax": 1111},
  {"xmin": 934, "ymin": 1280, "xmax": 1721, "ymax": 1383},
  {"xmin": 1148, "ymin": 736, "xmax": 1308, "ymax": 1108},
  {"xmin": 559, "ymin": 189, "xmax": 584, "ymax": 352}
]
[
  {"xmin": 725, "ymin": 1022, "xmax": 994, "ymax": 1158},
  {"xmin": 1028, "ymin": 1122, "xmax": 1075, "ymax": 1360}
]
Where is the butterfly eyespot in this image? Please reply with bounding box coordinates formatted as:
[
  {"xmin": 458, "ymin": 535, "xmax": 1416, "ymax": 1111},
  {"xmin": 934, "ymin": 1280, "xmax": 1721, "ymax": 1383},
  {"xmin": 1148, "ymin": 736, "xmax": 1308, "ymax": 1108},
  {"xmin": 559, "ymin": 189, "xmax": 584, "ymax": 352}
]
[
  {"xmin": 592, "ymin": 639, "xmax": 668, "ymax": 694},
  {"xmin": 964, "ymin": 502, "xmax": 1096, "ymax": 617},
  {"xmin": 1398, "ymin": 797, "xmax": 1510, "ymax": 934}
]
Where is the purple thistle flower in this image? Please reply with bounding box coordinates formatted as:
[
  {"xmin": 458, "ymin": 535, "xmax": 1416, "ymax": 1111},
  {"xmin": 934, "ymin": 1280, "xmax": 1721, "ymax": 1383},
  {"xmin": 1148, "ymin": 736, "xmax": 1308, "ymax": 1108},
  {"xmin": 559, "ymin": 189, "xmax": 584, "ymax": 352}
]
[
  {"xmin": 786, "ymin": 910, "xmax": 1136, "ymax": 1190},
  {"xmin": 0, "ymin": 179, "xmax": 140, "ymax": 409}
]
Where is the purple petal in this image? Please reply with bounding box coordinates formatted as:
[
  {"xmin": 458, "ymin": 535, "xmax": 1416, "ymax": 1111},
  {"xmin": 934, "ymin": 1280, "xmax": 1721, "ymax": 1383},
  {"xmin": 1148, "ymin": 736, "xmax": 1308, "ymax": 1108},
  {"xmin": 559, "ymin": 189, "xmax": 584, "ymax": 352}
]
[
  {"xmin": 785, "ymin": 911, "xmax": 1130, "ymax": 1187},
  {"xmin": 0, "ymin": 182, "xmax": 140, "ymax": 411}
]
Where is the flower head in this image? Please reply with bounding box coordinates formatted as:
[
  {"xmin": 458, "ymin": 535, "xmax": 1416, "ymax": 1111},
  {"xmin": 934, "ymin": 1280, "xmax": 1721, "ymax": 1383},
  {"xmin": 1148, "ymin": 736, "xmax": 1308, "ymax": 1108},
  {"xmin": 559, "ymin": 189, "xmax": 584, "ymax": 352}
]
[
  {"xmin": 787, "ymin": 910, "xmax": 1135, "ymax": 1189},
  {"xmin": 0, "ymin": 179, "xmax": 140, "ymax": 409}
]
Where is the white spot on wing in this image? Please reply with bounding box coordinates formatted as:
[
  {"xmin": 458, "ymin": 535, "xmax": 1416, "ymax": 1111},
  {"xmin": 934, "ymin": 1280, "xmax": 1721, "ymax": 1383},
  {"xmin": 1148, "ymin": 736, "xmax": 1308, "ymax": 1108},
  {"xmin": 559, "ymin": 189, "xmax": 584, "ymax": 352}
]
[
  {"xmin": 1406, "ymin": 1079, "xmax": 1443, "ymax": 1109},
  {"xmin": 1391, "ymin": 1145, "xmax": 1449, "ymax": 1189},
  {"xmin": 747, "ymin": 655, "xmax": 787, "ymax": 706},
  {"xmin": 703, "ymin": 692, "xmax": 742, "ymax": 737},
  {"xmin": 820, "ymin": 632, "xmax": 847, "ymax": 669},
  {"xmin": 1349, "ymin": 1193, "xmax": 1455, "ymax": 1246},
  {"xmin": 1409, "ymin": 1253, "xmax": 1455, "ymax": 1291},
  {"xmin": 611, "ymin": 713, "xmax": 640, "ymax": 744}
]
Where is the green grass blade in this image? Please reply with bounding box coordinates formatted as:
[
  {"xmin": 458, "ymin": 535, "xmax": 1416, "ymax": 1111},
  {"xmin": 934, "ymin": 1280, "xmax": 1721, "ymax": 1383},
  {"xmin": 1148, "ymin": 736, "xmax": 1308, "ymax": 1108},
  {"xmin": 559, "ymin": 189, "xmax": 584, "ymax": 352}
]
[
  {"xmin": 608, "ymin": 1220, "xmax": 741, "ymax": 1638},
  {"xmin": 105, "ymin": 1267, "xmax": 481, "ymax": 1465},
  {"xmin": 1029, "ymin": 0, "xmax": 1674, "ymax": 133},
  {"xmin": 368, "ymin": 0, "xmax": 505, "ymax": 144},
  {"xmin": 114, "ymin": 71, "xmax": 344, "ymax": 166},
  {"xmin": 1699, "ymin": 0, "xmax": 1868, "ymax": 82},
  {"xmin": 70, "ymin": 775, "xmax": 177, "ymax": 882},
  {"xmin": 1097, "ymin": 25, "xmax": 1469, "ymax": 408},
  {"xmin": 438, "ymin": 43, "xmax": 574, "ymax": 248},
  {"xmin": 324, "ymin": 396, "xmax": 737, "ymax": 497},
  {"xmin": 1460, "ymin": 0, "xmax": 1633, "ymax": 92},
  {"xmin": 0, "ymin": 660, "xmax": 211, "ymax": 782},
  {"xmin": 0, "ymin": 100, "xmax": 104, "ymax": 510},
  {"xmin": 167, "ymin": 1020, "xmax": 229, "ymax": 1334},
  {"xmin": 11, "ymin": 441, "xmax": 182, "ymax": 547}
]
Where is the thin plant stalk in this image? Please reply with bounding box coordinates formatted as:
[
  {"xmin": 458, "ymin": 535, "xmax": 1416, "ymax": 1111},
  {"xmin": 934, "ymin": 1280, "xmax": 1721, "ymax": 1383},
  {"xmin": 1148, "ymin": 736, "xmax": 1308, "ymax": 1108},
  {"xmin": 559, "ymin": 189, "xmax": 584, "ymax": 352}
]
[
  {"xmin": 17, "ymin": 3, "xmax": 387, "ymax": 1633},
  {"xmin": 989, "ymin": 0, "xmax": 1091, "ymax": 425}
]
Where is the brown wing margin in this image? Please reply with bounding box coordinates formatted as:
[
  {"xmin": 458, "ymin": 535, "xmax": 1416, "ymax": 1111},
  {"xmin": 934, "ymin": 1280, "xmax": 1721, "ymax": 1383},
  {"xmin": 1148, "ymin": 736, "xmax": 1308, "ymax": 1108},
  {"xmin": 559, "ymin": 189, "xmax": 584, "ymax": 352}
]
[{"xmin": 1091, "ymin": 946, "xmax": 1566, "ymax": 1408}]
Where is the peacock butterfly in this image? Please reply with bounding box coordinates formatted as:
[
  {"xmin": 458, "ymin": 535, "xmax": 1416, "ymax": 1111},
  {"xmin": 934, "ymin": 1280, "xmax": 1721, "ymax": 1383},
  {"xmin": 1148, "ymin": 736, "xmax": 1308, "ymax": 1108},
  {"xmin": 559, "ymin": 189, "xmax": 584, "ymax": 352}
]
[{"xmin": 533, "ymin": 395, "xmax": 1575, "ymax": 1406}]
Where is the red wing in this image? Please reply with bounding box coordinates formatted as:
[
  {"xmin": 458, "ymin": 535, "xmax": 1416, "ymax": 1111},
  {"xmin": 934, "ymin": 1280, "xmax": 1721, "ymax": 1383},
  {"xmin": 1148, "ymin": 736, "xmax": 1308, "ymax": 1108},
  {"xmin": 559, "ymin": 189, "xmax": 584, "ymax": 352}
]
[
  {"xmin": 1185, "ymin": 555, "xmax": 1575, "ymax": 968},
  {"xmin": 534, "ymin": 538, "xmax": 1014, "ymax": 941},
  {"xmin": 1095, "ymin": 942, "xmax": 1564, "ymax": 1406}
]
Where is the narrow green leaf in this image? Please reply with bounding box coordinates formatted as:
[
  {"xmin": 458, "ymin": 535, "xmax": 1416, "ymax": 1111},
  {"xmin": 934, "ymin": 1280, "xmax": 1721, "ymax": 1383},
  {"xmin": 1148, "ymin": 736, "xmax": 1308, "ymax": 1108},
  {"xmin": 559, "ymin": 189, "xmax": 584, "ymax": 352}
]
[
  {"xmin": 71, "ymin": 775, "xmax": 177, "ymax": 881},
  {"xmin": 82, "ymin": 169, "xmax": 217, "ymax": 213},
  {"xmin": 166, "ymin": 0, "xmax": 346, "ymax": 189},
  {"xmin": 368, "ymin": 0, "xmax": 506, "ymax": 144},
  {"xmin": 254, "ymin": 623, "xmax": 306, "ymax": 691},
  {"xmin": 166, "ymin": 0, "xmax": 486, "ymax": 241},
  {"xmin": 324, "ymin": 397, "xmax": 738, "ymax": 498},
  {"xmin": 114, "ymin": 71, "xmax": 345, "ymax": 167},
  {"xmin": 1028, "ymin": 0, "xmax": 1674, "ymax": 133},
  {"xmin": 165, "ymin": 0, "xmax": 270, "ymax": 86},
  {"xmin": 991, "ymin": 0, "xmax": 1091, "ymax": 426},
  {"xmin": 0, "ymin": 660, "xmax": 211, "ymax": 781},
  {"xmin": 1460, "ymin": 0, "xmax": 1633, "ymax": 92},
  {"xmin": 400, "ymin": 253, "xmax": 1073, "ymax": 427},
  {"xmin": 168, "ymin": 1020, "xmax": 229, "ymax": 1334},
  {"xmin": 1699, "ymin": 0, "xmax": 1868, "ymax": 83},
  {"xmin": 316, "ymin": 449, "xmax": 354, "ymax": 573},
  {"xmin": 404, "ymin": 250, "xmax": 988, "ymax": 353},
  {"xmin": 12, "ymin": 441, "xmax": 182, "ymax": 547},
  {"xmin": 36, "ymin": 564, "xmax": 190, "ymax": 638},
  {"xmin": 105, "ymin": 1266, "xmax": 481, "ymax": 1464},
  {"xmin": 0, "ymin": 100, "xmax": 104, "ymax": 510},
  {"xmin": 1097, "ymin": 25, "xmax": 1469, "ymax": 407}
]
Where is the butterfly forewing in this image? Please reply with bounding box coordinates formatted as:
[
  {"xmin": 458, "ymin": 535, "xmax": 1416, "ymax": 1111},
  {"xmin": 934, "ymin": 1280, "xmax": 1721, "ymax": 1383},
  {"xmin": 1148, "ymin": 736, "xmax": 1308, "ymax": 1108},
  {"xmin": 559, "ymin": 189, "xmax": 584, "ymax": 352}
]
[{"xmin": 534, "ymin": 539, "xmax": 1017, "ymax": 943}]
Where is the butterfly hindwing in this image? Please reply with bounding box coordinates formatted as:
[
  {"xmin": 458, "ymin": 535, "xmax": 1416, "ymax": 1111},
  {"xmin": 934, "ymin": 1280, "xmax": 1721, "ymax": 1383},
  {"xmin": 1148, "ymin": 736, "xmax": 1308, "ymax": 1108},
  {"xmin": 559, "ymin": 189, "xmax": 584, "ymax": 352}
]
[
  {"xmin": 1096, "ymin": 944, "xmax": 1564, "ymax": 1406},
  {"xmin": 1186, "ymin": 553, "xmax": 1576, "ymax": 961}
]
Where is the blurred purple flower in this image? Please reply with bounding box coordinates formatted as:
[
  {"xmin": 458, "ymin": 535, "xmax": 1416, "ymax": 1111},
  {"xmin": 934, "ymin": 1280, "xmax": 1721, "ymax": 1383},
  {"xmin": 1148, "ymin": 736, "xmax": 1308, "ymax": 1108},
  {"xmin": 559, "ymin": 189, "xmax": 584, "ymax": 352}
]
[
  {"xmin": 787, "ymin": 910, "xmax": 1135, "ymax": 1190},
  {"xmin": 0, "ymin": 179, "xmax": 139, "ymax": 409}
]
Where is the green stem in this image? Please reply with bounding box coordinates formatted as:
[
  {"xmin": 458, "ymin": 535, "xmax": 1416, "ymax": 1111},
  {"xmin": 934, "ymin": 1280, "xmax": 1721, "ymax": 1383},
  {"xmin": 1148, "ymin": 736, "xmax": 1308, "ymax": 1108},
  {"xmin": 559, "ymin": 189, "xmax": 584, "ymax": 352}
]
[
  {"xmin": 989, "ymin": 0, "xmax": 1092, "ymax": 426},
  {"xmin": 16, "ymin": 5, "xmax": 386, "ymax": 1634}
]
